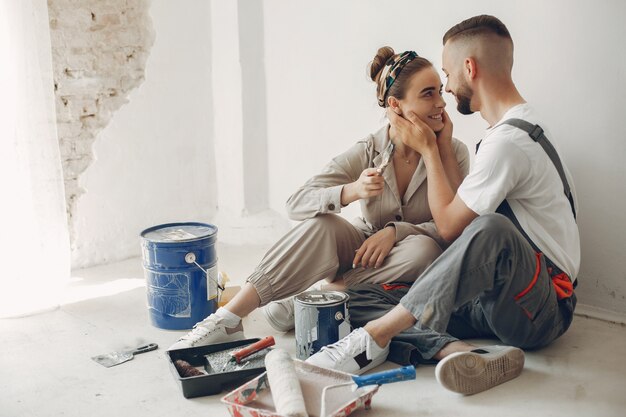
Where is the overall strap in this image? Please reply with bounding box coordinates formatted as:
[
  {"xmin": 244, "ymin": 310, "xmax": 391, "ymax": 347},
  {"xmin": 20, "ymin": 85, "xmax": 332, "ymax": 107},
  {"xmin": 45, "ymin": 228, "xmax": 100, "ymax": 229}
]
[
  {"xmin": 491, "ymin": 118, "xmax": 578, "ymax": 292},
  {"xmin": 501, "ymin": 118, "xmax": 576, "ymax": 219}
]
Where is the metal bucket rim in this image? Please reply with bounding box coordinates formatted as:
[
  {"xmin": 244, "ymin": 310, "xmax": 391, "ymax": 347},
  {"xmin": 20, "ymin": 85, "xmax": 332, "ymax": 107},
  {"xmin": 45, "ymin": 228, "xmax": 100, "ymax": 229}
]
[
  {"xmin": 294, "ymin": 290, "xmax": 349, "ymax": 306},
  {"xmin": 140, "ymin": 222, "xmax": 218, "ymax": 243}
]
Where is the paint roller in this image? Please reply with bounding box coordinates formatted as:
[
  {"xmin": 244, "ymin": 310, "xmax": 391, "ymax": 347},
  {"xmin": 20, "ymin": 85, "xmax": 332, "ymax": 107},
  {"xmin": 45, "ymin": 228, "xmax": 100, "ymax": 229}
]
[
  {"xmin": 221, "ymin": 336, "xmax": 276, "ymax": 372},
  {"xmin": 265, "ymin": 348, "xmax": 308, "ymax": 417},
  {"xmin": 265, "ymin": 348, "xmax": 416, "ymax": 417},
  {"xmin": 319, "ymin": 365, "xmax": 416, "ymax": 417}
]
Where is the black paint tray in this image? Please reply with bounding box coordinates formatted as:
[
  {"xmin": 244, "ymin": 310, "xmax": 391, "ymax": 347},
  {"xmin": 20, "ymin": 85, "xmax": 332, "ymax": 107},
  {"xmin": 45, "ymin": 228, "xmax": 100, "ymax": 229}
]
[{"xmin": 167, "ymin": 338, "xmax": 267, "ymax": 398}]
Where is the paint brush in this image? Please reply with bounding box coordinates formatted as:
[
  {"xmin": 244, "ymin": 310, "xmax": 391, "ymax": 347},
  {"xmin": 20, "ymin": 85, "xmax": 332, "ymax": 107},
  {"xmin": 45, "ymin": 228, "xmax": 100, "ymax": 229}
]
[
  {"xmin": 220, "ymin": 336, "xmax": 275, "ymax": 372},
  {"xmin": 174, "ymin": 359, "xmax": 205, "ymax": 377},
  {"xmin": 320, "ymin": 365, "xmax": 416, "ymax": 417},
  {"xmin": 376, "ymin": 142, "xmax": 395, "ymax": 174}
]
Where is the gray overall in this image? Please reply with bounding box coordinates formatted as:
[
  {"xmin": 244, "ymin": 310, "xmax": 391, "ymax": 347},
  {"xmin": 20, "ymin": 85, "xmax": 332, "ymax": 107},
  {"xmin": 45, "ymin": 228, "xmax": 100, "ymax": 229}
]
[{"xmin": 347, "ymin": 119, "xmax": 577, "ymax": 364}]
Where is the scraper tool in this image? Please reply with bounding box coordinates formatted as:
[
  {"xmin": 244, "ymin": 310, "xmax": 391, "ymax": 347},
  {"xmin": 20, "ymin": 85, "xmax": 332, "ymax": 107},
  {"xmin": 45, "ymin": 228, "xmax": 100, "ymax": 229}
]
[{"xmin": 92, "ymin": 343, "xmax": 158, "ymax": 368}]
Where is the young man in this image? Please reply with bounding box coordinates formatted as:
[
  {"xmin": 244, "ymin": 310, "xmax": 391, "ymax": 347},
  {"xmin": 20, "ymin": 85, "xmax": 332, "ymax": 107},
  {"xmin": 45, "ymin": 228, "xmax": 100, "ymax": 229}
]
[{"xmin": 306, "ymin": 15, "xmax": 580, "ymax": 395}]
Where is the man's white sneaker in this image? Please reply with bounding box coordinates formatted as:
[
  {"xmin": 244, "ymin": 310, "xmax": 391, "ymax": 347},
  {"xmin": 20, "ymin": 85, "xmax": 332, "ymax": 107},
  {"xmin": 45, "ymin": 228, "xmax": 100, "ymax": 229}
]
[
  {"xmin": 305, "ymin": 328, "xmax": 389, "ymax": 375},
  {"xmin": 262, "ymin": 296, "xmax": 295, "ymax": 332},
  {"xmin": 435, "ymin": 345, "xmax": 525, "ymax": 395},
  {"xmin": 168, "ymin": 314, "xmax": 245, "ymax": 350}
]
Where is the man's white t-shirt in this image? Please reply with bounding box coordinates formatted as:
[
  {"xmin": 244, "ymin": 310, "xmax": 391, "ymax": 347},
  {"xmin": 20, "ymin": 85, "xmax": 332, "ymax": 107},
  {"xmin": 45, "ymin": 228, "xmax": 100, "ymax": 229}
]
[{"xmin": 457, "ymin": 103, "xmax": 580, "ymax": 280}]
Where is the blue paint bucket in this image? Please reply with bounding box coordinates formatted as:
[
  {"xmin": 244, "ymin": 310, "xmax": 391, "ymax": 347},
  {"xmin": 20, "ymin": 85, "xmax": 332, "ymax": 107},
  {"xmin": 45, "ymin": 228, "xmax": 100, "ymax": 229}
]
[
  {"xmin": 140, "ymin": 222, "xmax": 219, "ymax": 330},
  {"xmin": 294, "ymin": 290, "xmax": 351, "ymax": 359}
]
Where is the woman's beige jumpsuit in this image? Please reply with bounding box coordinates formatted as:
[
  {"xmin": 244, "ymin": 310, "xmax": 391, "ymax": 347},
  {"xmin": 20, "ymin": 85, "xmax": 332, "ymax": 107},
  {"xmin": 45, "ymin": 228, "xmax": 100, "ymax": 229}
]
[{"xmin": 247, "ymin": 125, "xmax": 470, "ymax": 305}]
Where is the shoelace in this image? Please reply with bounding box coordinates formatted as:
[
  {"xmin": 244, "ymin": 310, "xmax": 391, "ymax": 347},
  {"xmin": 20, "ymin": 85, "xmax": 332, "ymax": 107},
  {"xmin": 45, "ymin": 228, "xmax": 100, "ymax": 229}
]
[
  {"xmin": 179, "ymin": 317, "xmax": 220, "ymax": 342},
  {"xmin": 319, "ymin": 329, "xmax": 370, "ymax": 363}
]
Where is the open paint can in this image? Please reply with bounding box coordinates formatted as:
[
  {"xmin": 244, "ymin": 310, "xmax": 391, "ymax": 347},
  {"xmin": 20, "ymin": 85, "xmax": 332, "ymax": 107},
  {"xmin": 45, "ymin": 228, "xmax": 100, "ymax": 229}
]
[{"xmin": 294, "ymin": 290, "xmax": 351, "ymax": 360}]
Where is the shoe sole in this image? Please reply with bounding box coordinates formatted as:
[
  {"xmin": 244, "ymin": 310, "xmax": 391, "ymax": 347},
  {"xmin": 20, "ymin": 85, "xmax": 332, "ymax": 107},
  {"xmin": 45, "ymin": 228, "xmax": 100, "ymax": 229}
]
[
  {"xmin": 306, "ymin": 346, "xmax": 389, "ymax": 375},
  {"xmin": 168, "ymin": 332, "xmax": 245, "ymax": 351},
  {"xmin": 435, "ymin": 347, "xmax": 525, "ymax": 395},
  {"xmin": 168, "ymin": 325, "xmax": 245, "ymax": 351}
]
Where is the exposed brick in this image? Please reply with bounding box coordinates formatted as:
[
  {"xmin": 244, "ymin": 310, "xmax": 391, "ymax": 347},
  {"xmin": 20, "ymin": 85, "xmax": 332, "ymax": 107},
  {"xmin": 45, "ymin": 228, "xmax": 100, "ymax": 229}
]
[
  {"xmin": 56, "ymin": 121, "xmax": 83, "ymax": 138},
  {"xmin": 48, "ymin": 0, "xmax": 154, "ymax": 242}
]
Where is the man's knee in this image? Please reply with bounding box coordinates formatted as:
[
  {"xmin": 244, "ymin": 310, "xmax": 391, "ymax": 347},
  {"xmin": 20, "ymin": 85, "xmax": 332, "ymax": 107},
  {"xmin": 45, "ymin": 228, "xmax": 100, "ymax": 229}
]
[{"xmin": 466, "ymin": 213, "xmax": 517, "ymax": 239}]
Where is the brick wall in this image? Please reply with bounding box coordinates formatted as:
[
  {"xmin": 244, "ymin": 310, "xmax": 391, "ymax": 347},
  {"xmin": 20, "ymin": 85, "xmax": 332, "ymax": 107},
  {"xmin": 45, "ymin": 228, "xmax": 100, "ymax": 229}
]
[{"xmin": 48, "ymin": 0, "xmax": 154, "ymax": 241}]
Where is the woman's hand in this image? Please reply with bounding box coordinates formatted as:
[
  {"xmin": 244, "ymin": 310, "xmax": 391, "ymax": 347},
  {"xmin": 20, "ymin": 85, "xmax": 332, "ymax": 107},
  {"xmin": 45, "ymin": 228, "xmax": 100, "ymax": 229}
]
[
  {"xmin": 341, "ymin": 168, "xmax": 384, "ymax": 205},
  {"xmin": 352, "ymin": 226, "xmax": 396, "ymax": 269},
  {"xmin": 387, "ymin": 109, "xmax": 437, "ymax": 154}
]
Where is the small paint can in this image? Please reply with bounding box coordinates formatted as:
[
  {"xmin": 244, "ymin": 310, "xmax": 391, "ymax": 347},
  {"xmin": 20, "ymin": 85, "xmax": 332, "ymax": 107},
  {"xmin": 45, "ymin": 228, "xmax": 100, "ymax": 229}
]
[{"xmin": 294, "ymin": 290, "xmax": 351, "ymax": 360}]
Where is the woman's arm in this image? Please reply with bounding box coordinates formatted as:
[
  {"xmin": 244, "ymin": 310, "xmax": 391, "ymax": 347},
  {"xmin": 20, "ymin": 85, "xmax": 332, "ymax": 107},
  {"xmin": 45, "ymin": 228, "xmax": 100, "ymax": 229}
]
[
  {"xmin": 388, "ymin": 109, "xmax": 478, "ymax": 242},
  {"xmin": 340, "ymin": 168, "xmax": 384, "ymax": 206},
  {"xmin": 285, "ymin": 140, "xmax": 380, "ymax": 220}
]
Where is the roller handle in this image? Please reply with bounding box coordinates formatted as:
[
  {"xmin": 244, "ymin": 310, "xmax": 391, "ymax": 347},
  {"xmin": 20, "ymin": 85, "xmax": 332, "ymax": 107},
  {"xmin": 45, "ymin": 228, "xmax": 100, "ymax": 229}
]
[
  {"xmin": 351, "ymin": 365, "xmax": 416, "ymax": 388},
  {"xmin": 232, "ymin": 336, "xmax": 275, "ymax": 363}
]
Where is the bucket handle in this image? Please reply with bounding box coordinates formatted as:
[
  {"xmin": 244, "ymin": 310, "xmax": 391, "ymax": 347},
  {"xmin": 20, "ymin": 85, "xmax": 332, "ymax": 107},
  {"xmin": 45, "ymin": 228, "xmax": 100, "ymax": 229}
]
[{"xmin": 184, "ymin": 252, "xmax": 225, "ymax": 292}]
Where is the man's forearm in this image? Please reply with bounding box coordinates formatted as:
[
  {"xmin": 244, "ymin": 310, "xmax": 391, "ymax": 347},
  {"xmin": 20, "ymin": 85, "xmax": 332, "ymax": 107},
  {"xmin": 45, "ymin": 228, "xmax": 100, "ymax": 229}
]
[
  {"xmin": 422, "ymin": 145, "xmax": 456, "ymax": 227},
  {"xmin": 438, "ymin": 141, "xmax": 464, "ymax": 191}
]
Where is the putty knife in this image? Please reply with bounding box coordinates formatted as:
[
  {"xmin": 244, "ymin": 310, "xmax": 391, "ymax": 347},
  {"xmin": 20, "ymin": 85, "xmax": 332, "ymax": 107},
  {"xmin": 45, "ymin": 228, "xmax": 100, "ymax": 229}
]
[{"xmin": 92, "ymin": 343, "xmax": 158, "ymax": 368}]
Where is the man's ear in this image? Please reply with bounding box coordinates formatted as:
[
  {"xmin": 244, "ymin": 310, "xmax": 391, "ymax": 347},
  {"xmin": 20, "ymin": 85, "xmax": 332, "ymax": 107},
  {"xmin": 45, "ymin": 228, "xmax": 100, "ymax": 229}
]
[
  {"xmin": 387, "ymin": 96, "xmax": 402, "ymax": 115},
  {"xmin": 465, "ymin": 57, "xmax": 477, "ymax": 81}
]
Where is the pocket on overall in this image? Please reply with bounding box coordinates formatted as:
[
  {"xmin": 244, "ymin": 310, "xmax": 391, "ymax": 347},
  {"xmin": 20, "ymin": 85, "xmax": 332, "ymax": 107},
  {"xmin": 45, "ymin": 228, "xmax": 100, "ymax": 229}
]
[{"xmin": 513, "ymin": 252, "xmax": 554, "ymax": 323}]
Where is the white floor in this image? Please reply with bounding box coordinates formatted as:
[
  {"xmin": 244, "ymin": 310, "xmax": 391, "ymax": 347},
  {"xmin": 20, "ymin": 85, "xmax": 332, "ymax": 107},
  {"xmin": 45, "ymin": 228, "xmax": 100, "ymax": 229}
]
[{"xmin": 2, "ymin": 242, "xmax": 626, "ymax": 417}]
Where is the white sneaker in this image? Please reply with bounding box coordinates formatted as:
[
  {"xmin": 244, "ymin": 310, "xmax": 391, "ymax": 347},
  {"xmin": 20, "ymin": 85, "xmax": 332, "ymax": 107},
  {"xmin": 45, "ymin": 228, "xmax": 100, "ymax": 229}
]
[
  {"xmin": 306, "ymin": 328, "xmax": 389, "ymax": 375},
  {"xmin": 262, "ymin": 296, "xmax": 295, "ymax": 332},
  {"xmin": 435, "ymin": 345, "xmax": 525, "ymax": 395},
  {"xmin": 168, "ymin": 314, "xmax": 245, "ymax": 350}
]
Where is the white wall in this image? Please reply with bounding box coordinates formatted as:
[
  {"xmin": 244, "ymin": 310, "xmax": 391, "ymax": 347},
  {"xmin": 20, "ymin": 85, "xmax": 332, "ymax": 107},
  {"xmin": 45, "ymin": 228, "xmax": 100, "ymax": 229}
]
[
  {"xmin": 0, "ymin": 0, "xmax": 70, "ymax": 316},
  {"xmin": 72, "ymin": 0, "xmax": 217, "ymax": 267},
  {"xmin": 68, "ymin": 0, "xmax": 626, "ymax": 317},
  {"xmin": 261, "ymin": 0, "xmax": 626, "ymax": 316}
]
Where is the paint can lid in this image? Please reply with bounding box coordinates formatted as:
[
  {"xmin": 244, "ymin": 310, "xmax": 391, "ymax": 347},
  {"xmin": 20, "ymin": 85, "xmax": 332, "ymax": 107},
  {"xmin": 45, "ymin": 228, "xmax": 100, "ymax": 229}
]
[
  {"xmin": 140, "ymin": 222, "xmax": 217, "ymax": 243},
  {"xmin": 295, "ymin": 290, "xmax": 349, "ymax": 306}
]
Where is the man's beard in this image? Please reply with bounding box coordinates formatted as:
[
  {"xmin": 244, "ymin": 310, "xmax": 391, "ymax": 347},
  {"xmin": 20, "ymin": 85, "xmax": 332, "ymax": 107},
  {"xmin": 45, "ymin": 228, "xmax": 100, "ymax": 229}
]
[{"xmin": 456, "ymin": 82, "xmax": 474, "ymax": 115}]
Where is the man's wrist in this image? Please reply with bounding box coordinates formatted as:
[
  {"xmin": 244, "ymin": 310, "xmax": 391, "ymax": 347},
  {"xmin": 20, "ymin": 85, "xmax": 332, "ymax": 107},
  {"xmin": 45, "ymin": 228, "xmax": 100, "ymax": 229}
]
[
  {"xmin": 438, "ymin": 140, "xmax": 454, "ymax": 159},
  {"xmin": 422, "ymin": 144, "xmax": 441, "ymax": 162}
]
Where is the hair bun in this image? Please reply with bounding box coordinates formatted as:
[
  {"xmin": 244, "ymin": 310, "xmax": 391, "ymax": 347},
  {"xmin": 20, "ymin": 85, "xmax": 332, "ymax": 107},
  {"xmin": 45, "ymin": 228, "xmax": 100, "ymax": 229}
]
[{"xmin": 369, "ymin": 46, "xmax": 396, "ymax": 82}]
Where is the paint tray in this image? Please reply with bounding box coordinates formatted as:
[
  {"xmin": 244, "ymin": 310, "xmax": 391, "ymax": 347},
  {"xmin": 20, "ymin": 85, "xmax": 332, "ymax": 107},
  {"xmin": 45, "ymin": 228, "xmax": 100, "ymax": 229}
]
[
  {"xmin": 167, "ymin": 338, "xmax": 266, "ymax": 398},
  {"xmin": 221, "ymin": 359, "xmax": 380, "ymax": 417}
]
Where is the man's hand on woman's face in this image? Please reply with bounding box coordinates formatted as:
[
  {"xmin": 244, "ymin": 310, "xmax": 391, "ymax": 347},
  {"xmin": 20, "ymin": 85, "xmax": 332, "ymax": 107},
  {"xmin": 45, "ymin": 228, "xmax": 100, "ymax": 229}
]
[{"xmin": 387, "ymin": 108, "xmax": 437, "ymax": 153}]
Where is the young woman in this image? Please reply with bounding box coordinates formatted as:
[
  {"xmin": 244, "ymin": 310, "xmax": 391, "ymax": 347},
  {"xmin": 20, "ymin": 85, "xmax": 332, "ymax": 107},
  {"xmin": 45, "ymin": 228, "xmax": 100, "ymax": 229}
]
[{"xmin": 169, "ymin": 47, "xmax": 469, "ymax": 350}]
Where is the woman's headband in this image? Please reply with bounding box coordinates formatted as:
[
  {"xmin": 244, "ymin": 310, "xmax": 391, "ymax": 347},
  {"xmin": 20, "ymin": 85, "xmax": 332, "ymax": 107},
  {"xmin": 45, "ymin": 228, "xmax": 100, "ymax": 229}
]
[{"xmin": 377, "ymin": 51, "xmax": 418, "ymax": 107}]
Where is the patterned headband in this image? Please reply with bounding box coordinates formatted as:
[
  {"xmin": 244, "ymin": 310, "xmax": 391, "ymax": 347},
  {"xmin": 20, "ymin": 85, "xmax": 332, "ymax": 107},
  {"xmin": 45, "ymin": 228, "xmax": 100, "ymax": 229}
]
[{"xmin": 377, "ymin": 51, "xmax": 418, "ymax": 107}]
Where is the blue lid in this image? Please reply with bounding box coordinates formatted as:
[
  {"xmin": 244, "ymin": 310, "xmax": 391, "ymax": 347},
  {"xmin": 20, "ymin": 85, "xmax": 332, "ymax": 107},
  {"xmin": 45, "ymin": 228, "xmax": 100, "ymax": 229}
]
[{"xmin": 140, "ymin": 222, "xmax": 217, "ymax": 243}]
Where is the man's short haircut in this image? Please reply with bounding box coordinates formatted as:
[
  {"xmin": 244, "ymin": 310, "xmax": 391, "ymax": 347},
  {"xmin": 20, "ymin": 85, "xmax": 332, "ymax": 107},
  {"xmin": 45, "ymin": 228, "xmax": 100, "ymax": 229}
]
[{"xmin": 443, "ymin": 15, "xmax": 512, "ymax": 45}]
